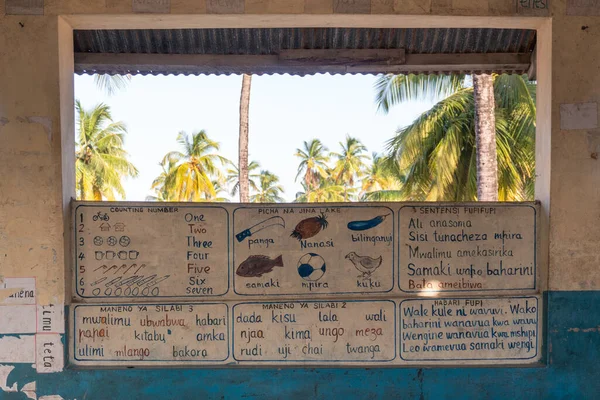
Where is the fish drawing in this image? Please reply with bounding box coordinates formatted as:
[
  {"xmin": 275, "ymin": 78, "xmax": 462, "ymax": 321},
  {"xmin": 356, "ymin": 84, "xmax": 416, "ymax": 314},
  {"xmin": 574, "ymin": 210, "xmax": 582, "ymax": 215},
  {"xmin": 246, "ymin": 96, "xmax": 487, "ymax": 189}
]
[{"xmin": 236, "ymin": 255, "xmax": 284, "ymax": 277}]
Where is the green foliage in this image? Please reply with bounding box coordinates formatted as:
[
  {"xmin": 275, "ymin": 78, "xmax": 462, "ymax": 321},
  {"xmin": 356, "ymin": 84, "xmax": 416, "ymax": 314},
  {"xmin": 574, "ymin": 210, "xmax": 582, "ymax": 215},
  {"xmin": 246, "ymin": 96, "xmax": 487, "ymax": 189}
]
[
  {"xmin": 376, "ymin": 73, "xmax": 536, "ymax": 201},
  {"xmin": 293, "ymin": 137, "xmax": 393, "ymax": 203},
  {"xmin": 251, "ymin": 170, "xmax": 285, "ymax": 203},
  {"xmin": 75, "ymin": 100, "xmax": 138, "ymax": 200},
  {"xmin": 331, "ymin": 135, "xmax": 370, "ymax": 200},
  {"xmin": 151, "ymin": 130, "xmax": 230, "ymax": 202},
  {"xmin": 360, "ymin": 153, "xmax": 404, "ymax": 201},
  {"xmin": 294, "ymin": 139, "xmax": 330, "ymax": 191},
  {"xmin": 93, "ymin": 74, "xmax": 132, "ymax": 96},
  {"xmin": 84, "ymin": 73, "xmax": 535, "ymax": 204},
  {"xmin": 375, "ymin": 74, "xmax": 465, "ymax": 114},
  {"xmin": 295, "ymin": 181, "xmax": 347, "ymax": 203},
  {"xmin": 227, "ymin": 160, "xmax": 261, "ymax": 197}
]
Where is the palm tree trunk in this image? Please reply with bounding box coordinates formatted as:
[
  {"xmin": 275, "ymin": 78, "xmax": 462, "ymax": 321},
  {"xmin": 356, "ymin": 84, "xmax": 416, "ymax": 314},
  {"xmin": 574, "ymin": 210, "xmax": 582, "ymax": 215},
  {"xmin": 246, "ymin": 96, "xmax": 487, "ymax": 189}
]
[
  {"xmin": 473, "ymin": 74, "xmax": 498, "ymax": 201},
  {"xmin": 238, "ymin": 74, "xmax": 252, "ymax": 203},
  {"xmin": 92, "ymin": 186, "xmax": 102, "ymax": 201},
  {"xmin": 79, "ymin": 175, "xmax": 85, "ymax": 200}
]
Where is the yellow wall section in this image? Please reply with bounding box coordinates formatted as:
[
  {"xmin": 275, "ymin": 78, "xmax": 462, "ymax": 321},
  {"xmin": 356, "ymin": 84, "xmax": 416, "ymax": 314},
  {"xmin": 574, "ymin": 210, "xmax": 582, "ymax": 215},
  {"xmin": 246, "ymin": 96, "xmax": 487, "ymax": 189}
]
[
  {"xmin": 0, "ymin": 0, "xmax": 597, "ymax": 306},
  {"xmin": 0, "ymin": 12, "xmax": 64, "ymax": 305}
]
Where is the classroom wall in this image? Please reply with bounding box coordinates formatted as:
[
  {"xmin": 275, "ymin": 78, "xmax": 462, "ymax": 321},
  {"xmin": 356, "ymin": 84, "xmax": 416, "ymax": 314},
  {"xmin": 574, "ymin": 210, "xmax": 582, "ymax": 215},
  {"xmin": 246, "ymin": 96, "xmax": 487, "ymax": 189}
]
[{"xmin": 1, "ymin": 0, "xmax": 600, "ymax": 398}]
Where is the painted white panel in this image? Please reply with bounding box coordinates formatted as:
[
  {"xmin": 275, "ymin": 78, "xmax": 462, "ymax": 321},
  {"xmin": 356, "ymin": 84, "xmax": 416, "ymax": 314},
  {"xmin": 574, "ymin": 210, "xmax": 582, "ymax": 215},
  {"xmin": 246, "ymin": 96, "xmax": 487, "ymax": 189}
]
[
  {"xmin": 233, "ymin": 205, "xmax": 394, "ymax": 296},
  {"xmin": 399, "ymin": 297, "xmax": 540, "ymax": 363},
  {"xmin": 69, "ymin": 297, "xmax": 541, "ymax": 367},
  {"xmin": 73, "ymin": 202, "xmax": 539, "ymax": 299},
  {"xmin": 0, "ymin": 365, "xmax": 18, "ymax": 392},
  {"xmin": 36, "ymin": 333, "xmax": 64, "ymax": 373},
  {"xmin": 73, "ymin": 204, "xmax": 229, "ymax": 299},
  {"xmin": 0, "ymin": 305, "xmax": 36, "ymax": 334},
  {"xmin": 71, "ymin": 303, "xmax": 228, "ymax": 366},
  {"xmin": 0, "ymin": 335, "xmax": 35, "ymax": 363},
  {"xmin": 232, "ymin": 300, "xmax": 395, "ymax": 363},
  {"xmin": 0, "ymin": 278, "xmax": 36, "ymax": 305},
  {"xmin": 37, "ymin": 305, "xmax": 65, "ymax": 334},
  {"xmin": 398, "ymin": 205, "xmax": 537, "ymax": 293},
  {"xmin": 20, "ymin": 381, "xmax": 36, "ymax": 399}
]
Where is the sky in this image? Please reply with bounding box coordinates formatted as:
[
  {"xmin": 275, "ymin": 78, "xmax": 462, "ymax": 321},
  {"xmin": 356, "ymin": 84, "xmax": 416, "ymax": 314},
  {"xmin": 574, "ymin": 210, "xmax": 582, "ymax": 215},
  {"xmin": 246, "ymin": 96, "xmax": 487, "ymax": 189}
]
[{"xmin": 74, "ymin": 73, "xmax": 434, "ymax": 202}]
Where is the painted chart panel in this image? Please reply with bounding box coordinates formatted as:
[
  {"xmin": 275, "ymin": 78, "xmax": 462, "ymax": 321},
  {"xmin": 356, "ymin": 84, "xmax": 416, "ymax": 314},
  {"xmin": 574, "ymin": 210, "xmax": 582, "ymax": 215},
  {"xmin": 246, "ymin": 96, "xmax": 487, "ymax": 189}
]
[
  {"xmin": 68, "ymin": 296, "xmax": 541, "ymax": 366},
  {"xmin": 398, "ymin": 205, "xmax": 536, "ymax": 293},
  {"xmin": 232, "ymin": 300, "xmax": 396, "ymax": 363},
  {"xmin": 233, "ymin": 205, "xmax": 395, "ymax": 296},
  {"xmin": 399, "ymin": 297, "xmax": 540, "ymax": 362},
  {"xmin": 74, "ymin": 204, "xmax": 229, "ymax": 299},
  {"xmin": 71, "ymin": 303, "xmax": 229, "ymax": 365}
]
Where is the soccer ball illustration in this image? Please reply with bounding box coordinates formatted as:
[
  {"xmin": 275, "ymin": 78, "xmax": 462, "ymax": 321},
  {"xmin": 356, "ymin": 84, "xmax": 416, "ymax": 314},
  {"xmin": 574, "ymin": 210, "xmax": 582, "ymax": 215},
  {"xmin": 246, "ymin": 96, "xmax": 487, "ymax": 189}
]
[{"xmin": 297, "ymin": 253, "xmax": 326, "ymax": 282}]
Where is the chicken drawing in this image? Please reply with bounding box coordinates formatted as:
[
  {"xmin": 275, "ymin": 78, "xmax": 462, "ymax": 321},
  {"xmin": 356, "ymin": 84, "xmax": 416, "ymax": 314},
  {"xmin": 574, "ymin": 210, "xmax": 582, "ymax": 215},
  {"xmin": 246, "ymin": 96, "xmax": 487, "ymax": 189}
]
[{"xmin": 345, "ymin": 252, "xmax": 383, "ymax": 278}]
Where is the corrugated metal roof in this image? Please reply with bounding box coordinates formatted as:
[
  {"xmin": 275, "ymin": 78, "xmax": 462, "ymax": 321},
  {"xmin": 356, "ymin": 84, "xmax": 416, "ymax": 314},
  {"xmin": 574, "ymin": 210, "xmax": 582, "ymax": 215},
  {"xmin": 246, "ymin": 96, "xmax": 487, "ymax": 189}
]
[{"xmin": 74, "ymin": 27, "xmax": 536, "ymax": 76}]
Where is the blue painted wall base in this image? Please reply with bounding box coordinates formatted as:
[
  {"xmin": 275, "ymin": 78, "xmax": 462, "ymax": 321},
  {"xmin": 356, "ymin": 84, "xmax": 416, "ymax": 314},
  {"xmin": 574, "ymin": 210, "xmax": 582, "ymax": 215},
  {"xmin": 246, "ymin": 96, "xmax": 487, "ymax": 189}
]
[{"xmin": 4, "ymin": 291, "xmax": 599, "ymax": 399}]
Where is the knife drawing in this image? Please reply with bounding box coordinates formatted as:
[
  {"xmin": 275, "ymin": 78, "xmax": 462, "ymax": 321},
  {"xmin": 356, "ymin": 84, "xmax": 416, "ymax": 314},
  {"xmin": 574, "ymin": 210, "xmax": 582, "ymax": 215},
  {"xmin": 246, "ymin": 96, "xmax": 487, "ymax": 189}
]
[{"xmin": 236, "ymin": 216, "xmax": 286, "ymax": 242}]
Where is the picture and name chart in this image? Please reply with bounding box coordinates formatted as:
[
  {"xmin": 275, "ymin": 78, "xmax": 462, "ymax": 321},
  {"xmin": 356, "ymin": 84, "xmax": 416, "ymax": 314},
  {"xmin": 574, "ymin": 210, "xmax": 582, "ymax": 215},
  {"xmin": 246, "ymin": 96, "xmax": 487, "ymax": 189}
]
[
  {"xmin": 71, "ymin": 202, "xmax": 541, "ymax": 367},
  {"xmin": 232, "ymin": 205, "xmax": 395, "ymax": 296}
]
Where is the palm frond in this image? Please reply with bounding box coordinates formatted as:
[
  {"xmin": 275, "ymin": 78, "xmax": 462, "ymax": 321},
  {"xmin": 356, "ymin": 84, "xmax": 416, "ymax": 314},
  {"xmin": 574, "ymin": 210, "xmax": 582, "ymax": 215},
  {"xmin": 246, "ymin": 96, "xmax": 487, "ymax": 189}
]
[
  {"xmin": 374, "ymin": 74, "xmax": 465, "ymax": 114},
  {"xmin": 93, "ymin": 74, "xmax": 132, "ymax": 96},
  {"xmin": 381, "ymin": 74, "xmax": 536, "ymax": 201}
]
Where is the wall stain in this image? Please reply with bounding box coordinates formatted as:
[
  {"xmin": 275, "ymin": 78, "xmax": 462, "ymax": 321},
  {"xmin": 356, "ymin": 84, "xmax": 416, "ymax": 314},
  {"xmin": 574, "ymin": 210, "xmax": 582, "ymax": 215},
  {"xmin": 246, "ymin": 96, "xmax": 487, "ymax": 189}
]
[
  {"xmin": 15, "ymin": 116, "xmax": 53, "ymax": 144},
  {"xmin": 417, "ymin": 368, "xmax": 424, "ymax": 400},
  {"xmin": 568, "ymin": 326, "xmax": 600, "ymax": 332}
]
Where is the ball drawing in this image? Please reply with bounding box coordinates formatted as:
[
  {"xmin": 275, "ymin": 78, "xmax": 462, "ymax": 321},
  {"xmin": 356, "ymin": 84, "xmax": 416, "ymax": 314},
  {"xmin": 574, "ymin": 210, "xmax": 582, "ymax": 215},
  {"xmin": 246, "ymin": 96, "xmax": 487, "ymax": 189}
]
[
  {"xmin": 297, "ymin": 253, "xmax": 326, "ymax": 282},
  {"xmin": 119, "ymin": 236, "xmax": 131, "ymax": 247}
]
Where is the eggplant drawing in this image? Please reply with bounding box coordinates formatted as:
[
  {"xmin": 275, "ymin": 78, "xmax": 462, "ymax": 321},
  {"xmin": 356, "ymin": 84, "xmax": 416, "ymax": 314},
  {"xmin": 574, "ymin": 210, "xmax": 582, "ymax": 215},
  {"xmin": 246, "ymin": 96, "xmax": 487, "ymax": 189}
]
[{"xmin": 347, "ymin": 214, "xmax": 390, "ymax": 231}]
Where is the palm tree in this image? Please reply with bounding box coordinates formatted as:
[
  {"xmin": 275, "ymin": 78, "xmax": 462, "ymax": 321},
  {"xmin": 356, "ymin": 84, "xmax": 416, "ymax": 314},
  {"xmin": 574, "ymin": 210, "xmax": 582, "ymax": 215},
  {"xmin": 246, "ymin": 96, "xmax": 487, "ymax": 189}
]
[
  {"xmin": 226, "ymin": 160, "xmax": 261, "ymax": 198},
  {"xmin": 251, "ymin": 171, "xmax": 285, "ymax": 203},
  {"xmin": 375, "ymin": 74, "xmax": 535, "ymax": 201},
  {"xmin": 238, "ymin": 74, "xmax": 252, "ymax": 203},
  {"xmin": 295, "ymin": 180, "xmax": 346, "ymax": 203},
  {"xmin": 331, "ymin": 135, "xmax": 370, "ymax": 201},
  {"xmin": 203, "ymin": 180, "xmax": 231, "ymax": 202},
  {"xmin": 473, "ymin": 74, "xmax": 498, "ymax": 201},
  {"xmin": 94, "ymin": 74, "xmax": 131, "ymax": 96},
  {"xmin": 147, "ymin": 157, "xmax": 177, "ymax": 201},
  {"xmin": 156, "ymin": 130, "xmax": 229, "ymax": 201},
  {"xmin": 75, "ymin": 101, "xmax": 138, "ymax": 200},
  {"xmin": 294, "ymin": 139, "xmax": 330, "ymax": 191},
  {"xmin": 360, "ymin": 152, "xmax": 403, "ymax": 201}
]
